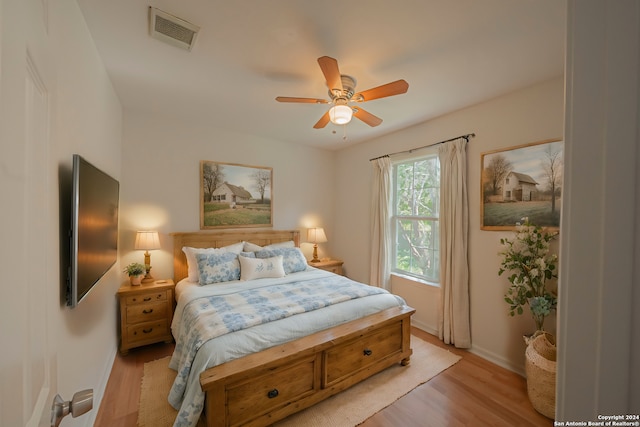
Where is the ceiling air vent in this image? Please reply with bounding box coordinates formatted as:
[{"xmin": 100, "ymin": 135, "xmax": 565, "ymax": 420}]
[{"xmin": 149, "ymin": 7, "xmax": 199, "ymax": 51}]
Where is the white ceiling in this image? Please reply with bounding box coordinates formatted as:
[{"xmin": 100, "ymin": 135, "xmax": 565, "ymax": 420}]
[{"xmin": 75, "ymin": 0, "xmax": 566, "ymax": 150}]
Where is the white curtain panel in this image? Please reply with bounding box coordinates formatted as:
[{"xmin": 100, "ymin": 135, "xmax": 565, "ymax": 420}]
[
  {"xmin": 369, "ymin": 156, "xmax": 392, "ymax": 290},
  {"xmin": 438, "ymin": 139, "xmax": 471, "ymax": 348}
]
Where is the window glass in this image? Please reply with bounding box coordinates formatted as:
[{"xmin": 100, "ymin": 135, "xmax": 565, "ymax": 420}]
[{"xmin": 392, "ymin": 154, "xmax": 440, "ymax": 284}]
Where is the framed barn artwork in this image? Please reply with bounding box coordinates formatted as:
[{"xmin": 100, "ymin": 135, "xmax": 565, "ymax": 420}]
[
  {"xmin": 480, "ymin": 138, "xmax": 564, "ymax": 231},
  {"xmin": 200, "ymin": 161, "xmax": 273, "ymax": 229}
]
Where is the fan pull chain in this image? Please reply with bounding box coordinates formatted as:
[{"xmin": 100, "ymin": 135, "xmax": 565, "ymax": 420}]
[{"xmin": 342, "ymin": 124, "xmax": 348, "ymax": 141}]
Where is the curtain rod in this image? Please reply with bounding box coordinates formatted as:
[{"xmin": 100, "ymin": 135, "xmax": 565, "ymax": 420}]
[{"xmin": 369, "ymin": 133, "xmax": 476, "ymax": 162}]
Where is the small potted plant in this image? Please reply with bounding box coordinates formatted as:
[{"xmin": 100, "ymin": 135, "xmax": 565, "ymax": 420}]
[{"xmin": 123, "ymin": 262, "xmax": 146, "ymax": 286}]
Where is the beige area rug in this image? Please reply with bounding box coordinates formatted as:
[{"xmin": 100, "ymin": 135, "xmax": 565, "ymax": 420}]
[{"xmin": 138, "ymin": 337, "xmax": 461, "ymax": 427}]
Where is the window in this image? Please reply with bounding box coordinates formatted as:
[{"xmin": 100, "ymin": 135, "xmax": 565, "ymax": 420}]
[{"xmin": 392, "ymin": 154, "xmax": 440, "ymax": 284}]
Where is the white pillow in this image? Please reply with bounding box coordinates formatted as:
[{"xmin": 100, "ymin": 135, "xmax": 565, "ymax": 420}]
[
  {"xmin": 239, "ymin": 255, "xmax": 285, "ymax": 281},
  {"xmin": 243, "ymin": 240, "xmax": 295, "ymax": 252},
  {"xmin": 270, "ymin": 240, "xmax": 295, "ymax": 248},
  {"xmin": 183, "ymin": 241, "xmax": 244, "ymax": 282},
  {"xmin": 242, "ymin": 241, "xmax": 263, "ymax": 252}
]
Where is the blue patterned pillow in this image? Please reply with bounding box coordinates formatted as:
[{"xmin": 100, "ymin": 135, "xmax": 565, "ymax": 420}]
[
  {"xmin": 182, "ymin": 241, "xmax": 244, "ymax": 282},
  {"xmin": 255, "ymin": 247, "xmax": 307, "ymax": 274},
  {"xmin": 239, "ymin": 255, "xmax": 285, "ymax": 280},
  {"xmin": 195, "ymin": 251, "xmax": 240, "ymax": 285}
]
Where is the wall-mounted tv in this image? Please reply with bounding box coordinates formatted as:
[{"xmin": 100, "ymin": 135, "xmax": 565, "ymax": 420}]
[{"xmin": 67, "ymin": 154, "xmax": 119, "ymax": 308}]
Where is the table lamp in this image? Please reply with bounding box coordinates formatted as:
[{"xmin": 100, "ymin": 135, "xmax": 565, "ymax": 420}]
[
  {"xmin": 134, "ymin": 231, "xmax": 161, "ymax": 283},
  {"xmin": 307, "ymin": 227, "xmax": 327, "ymax": 263}
]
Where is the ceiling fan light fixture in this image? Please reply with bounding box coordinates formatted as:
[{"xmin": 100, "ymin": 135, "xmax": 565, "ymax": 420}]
[
  {"xmin": 329, "ymin": 105, "xmax": 353, "ymax": 125},
  {"xmin": 275, "ymin": 56, "xmax": 407, "ymax": 129}
]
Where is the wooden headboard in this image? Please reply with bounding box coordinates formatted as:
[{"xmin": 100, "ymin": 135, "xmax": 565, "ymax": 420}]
[{"xmin": 171, "ymin": 229, "xmax": 300, "ymax": 282}]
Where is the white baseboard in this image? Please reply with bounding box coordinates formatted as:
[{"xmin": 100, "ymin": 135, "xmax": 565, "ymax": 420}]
[
  {"xmin": 411, "ymin": 323, "xmax": 526, "ymax": 377},
  {"xmin": 468, "ymin": 345, "xmax": 525, "ymax": 377},
  {"xmin": 81, "ymin": 344, "xmax": 118, "ymax": 427},
  {"xmin": 411, "ymin": 319, "xmax": 437, "ymax": 336}
]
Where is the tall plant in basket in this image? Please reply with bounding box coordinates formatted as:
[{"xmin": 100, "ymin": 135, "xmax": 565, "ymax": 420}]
[{"xmin": 498, "ymin": 218, "xmax": 558, "ymax": 333}]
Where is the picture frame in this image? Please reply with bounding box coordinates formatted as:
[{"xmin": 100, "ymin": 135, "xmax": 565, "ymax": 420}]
[
  {"xmin": 200, "ymin": 160, "xmax": 273, "ymax": 229},
  {"xmin": 480, "ymin": 138, "xmax": 563, "ymax": 231}
]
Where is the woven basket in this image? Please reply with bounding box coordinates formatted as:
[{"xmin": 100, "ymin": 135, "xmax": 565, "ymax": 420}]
[{"xmin": 525, "ymin": 332, "xmax": 556, "ymax": 419}]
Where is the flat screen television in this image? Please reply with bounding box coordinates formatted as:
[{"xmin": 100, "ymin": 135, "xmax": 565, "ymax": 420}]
[{"xmin": 67, "ymin": 154, "xmax": 120, "ymax": 308}]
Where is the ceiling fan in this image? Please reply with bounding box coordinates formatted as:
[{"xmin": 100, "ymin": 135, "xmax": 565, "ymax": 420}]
[{"xmin": 275, "ymin": 56, "xmax": 409, "ymax": 129}]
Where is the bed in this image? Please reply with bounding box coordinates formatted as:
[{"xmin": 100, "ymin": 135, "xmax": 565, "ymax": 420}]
[{"xmin": 169, "ymin": 229, "xmax": 414, "ymax": 427}]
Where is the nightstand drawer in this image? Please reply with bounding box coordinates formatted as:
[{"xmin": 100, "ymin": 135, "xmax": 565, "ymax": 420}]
[
  {"xmin": 127, "ymin": 320, "xmax": 169, "ymax": 344},
  {"xmin": 125, "ymin": 290, "xmax": 168, "ymax": 305},
  {"xmin": 126, "ymin": 301, "xmax": 168, "ymax": 324},
  {"xmin": 323, "ymin": 265, "xmax": 343, "ymax": 275},
  {"xmin": 309, "ymin": 259, "xmax": 344, "ymax": 276}
]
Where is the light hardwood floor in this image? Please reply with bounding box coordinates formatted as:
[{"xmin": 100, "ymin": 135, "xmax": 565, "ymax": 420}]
[{"xmin": 94, "ymin": 328, "xmax": 553, "ymax": 427}]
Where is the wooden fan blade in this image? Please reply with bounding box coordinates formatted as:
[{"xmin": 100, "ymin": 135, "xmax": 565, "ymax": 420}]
[
  {"xmin": 313, "ymin": 111, "xmax": 331, "ymax": 129},
  {"xmin": 353, "ymin": 107, "xmax": 383, "ymax": 127},
  {"xmin": 317, "ymin": 56, "xmax": 343, "ymax": 95},
  {"xmin": 275, "ymin": 96, "xmax": 328, "ymax": 104},
  {"xmin": 354, "ymin": 79, "xmax": 409, "ymax": 102}
]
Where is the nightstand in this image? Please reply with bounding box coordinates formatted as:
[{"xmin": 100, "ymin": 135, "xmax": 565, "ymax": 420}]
[
  {"xmin": 309, "ymin": 259, "xmax": 344, "ymax": 276},
  {"xmin": 116, "ymin": 279, "xmax": 175, "ymax": 355}
]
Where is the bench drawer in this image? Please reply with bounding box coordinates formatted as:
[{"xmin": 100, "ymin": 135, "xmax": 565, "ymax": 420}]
[
  {"xmin": 226, "ymin": 356, "xmax": 318, "ymax": 426},
  {"xmin": 324, "ymin": 323, "xmax": 403, "ymax": 386}
]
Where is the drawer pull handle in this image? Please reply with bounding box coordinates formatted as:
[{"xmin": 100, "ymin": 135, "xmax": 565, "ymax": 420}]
[
  {"xmin": 143, "ymin": 297, "xmax": 152, "ymax": 302},
  {"xmin": 363, "ymin": 349, "xmax": 373, "ymax": 356},
  {"xmin": 143, "ymin": 309, "xmax": 154, "ymax": 314},
  {"xmin": 267, "ymin": 389, "xmax": 279, "ymax": 399},
  {"xmin": 142, "ymin": 328, "xmax": 153, "ymax": 334}
]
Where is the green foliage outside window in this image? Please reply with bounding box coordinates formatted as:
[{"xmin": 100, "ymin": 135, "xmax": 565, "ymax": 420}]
[{"xmin": 393, "ymin": 156, "xmax": 440, "ymax": 283}]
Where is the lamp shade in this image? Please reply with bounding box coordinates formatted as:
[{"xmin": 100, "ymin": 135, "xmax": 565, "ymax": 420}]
[
  {"xmin": 134, "ymin": 231, "xmax": 160, "ymax": 250},
  {"xmin": 329, "ymin": 105, "xmax": 353, "ymax": 125},
  {"xmin": 307, "ymin": 227, "xmax": 327, "ymax": 244}
]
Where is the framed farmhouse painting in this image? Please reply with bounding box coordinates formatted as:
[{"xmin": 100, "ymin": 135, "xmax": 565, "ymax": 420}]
[
  {"xmin": 200, "ymin": 161, "xmax": 273, "ymax": 229},
  {"xmin": 480, "ymin": 138, "xmax": 563, "ymax": 231}
]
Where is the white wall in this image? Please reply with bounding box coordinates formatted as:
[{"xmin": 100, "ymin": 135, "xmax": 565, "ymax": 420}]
[
  {"xmin": 334, "ymin": 77, "xmax": 565, "ymax": 373},
  {"xmin": 118, "ymin": 111, "xmax": 338, "ymax": 280},
  {"xmin": 51, "ymin": 3, "xmax": 124, "ymax": 426},
  {"xmin": 0, "ymin": 1, "xmax": 123, "ymax": 426}
]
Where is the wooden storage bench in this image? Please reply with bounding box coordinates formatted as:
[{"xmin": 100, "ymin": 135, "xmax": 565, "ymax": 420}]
[{"xmin": 199, "ymin": 305, "xmax": 414, "ymax": 427}]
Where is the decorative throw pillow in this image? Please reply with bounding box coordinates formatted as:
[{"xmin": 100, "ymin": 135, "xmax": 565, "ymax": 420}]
[
  {"xmin": 255, "ymin": 247, "xmax": 307, "ymax": 274},
  {"xmin": 239, "ymin": 255, "xmax": 285, "ymax": 281},
  {"xmin": 183, "ymin": 242, "xmax": 244, "ymax": 282},
  {"xmin": 195, "ymin": 251, "xmax": 240, "ymax": 285}
]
